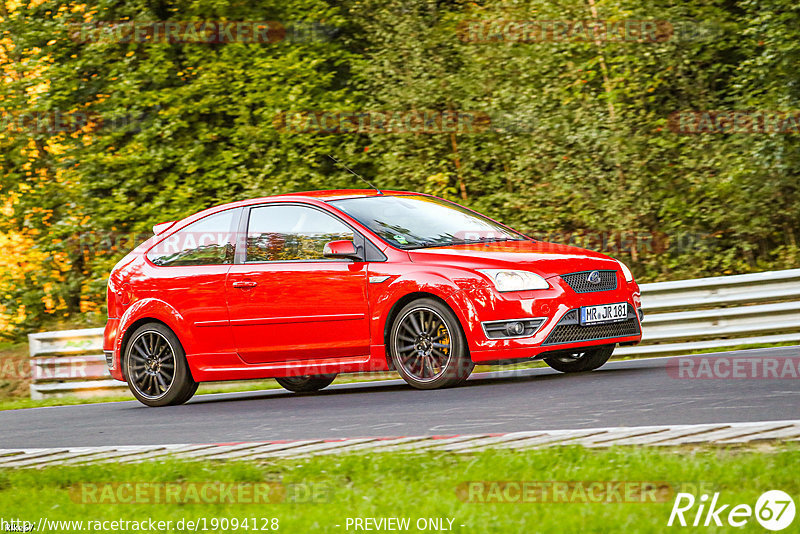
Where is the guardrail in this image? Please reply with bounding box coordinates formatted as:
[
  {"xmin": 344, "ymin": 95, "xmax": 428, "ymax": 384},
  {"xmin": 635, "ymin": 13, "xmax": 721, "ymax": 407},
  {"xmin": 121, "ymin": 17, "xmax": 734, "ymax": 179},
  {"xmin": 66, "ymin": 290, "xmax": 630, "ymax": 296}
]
[
  {"xmin": 27, "ymin": 327, "xmax": 124, "ymax": 399},
  {"xmin": 616, "ymin": 267, "xmax": 800, "ymax": 357},
  {"xmin": 25, "ymin": 268, "xmax": 800, "ymax": 398}
]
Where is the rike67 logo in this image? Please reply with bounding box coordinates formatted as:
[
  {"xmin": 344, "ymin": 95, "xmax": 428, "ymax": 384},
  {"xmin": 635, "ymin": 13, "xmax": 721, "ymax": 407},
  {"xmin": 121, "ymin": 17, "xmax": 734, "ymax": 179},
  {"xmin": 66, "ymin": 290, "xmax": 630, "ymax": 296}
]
[{"xmin": 668, "ymin": 490, "xmax": 795, "ymax": 531}]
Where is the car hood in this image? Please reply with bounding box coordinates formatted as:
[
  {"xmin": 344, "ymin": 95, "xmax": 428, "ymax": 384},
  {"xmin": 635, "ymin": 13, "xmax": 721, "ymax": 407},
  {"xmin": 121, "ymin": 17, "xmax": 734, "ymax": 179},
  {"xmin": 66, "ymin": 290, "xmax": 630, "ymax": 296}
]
[{"xmin": 406, "ymin": 240, "xmax": 620, "ymax": 278}]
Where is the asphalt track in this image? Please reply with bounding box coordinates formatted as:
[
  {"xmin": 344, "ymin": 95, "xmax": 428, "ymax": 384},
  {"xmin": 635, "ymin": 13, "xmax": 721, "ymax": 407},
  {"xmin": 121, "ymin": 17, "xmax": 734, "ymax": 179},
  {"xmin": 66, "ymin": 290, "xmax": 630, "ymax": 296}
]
[{"xmin": 1, "ymin": 347, "xmax": 799, "ymax": 448}]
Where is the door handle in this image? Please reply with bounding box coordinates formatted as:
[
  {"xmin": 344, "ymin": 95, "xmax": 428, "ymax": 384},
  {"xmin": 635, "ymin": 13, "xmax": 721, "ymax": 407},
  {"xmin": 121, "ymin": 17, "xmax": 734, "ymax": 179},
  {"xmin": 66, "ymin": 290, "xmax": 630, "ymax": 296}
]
[{"xmin": 232, "ymin": 281, "xmax": 257, "ymax": 289}]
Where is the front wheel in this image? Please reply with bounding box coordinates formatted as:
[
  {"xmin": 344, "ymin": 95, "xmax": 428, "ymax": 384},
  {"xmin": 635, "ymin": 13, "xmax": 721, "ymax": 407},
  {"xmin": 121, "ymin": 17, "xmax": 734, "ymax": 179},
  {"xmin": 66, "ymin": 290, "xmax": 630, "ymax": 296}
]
[
  {"xmin": 275, "ymin": 374, "xmax": 337, "ymax": 393},
  {"xmin": 544, "ymin": 345, "xmax": 614, "ymax": 373},
  {"xmin": 124, "ymin": 323, "xmax": 198, "ymax": 407},
  {"xmin": 389, "ymin": 298, "xmax": 474, "ymax": 390}
]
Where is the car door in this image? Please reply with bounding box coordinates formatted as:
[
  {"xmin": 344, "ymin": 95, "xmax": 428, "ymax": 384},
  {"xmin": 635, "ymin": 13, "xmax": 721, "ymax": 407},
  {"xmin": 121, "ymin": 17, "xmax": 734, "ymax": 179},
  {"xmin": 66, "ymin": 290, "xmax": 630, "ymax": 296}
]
[{"xmin": 226, "ymin": 203, "xmax": 370, "ymax": 364}]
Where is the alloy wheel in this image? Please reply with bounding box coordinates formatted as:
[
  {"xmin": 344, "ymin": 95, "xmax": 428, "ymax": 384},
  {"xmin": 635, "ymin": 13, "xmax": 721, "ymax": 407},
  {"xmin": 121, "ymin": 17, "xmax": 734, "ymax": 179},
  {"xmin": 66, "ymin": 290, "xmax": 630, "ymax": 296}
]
[
  {"xmin": 393, "ymin": 307, "xmax": 453, "ymax": 383},
  {"xmin": 128, "ymin": 330, "xmax": 176, "ymax": 400}
]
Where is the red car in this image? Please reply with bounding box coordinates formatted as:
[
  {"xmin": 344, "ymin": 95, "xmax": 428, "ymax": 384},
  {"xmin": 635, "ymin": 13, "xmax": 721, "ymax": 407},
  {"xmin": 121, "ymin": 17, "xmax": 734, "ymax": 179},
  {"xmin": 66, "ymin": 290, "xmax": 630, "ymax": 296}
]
[{"xmin": 104, "ymin": 190, "xmax": 643, "ymax": 406}]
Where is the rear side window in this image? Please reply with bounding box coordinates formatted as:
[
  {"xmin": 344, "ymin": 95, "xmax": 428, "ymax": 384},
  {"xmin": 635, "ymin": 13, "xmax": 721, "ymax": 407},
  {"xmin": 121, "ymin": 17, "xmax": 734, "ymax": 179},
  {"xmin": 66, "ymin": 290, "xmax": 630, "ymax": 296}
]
[
  {"xmin": 147, "ymin": 210, "xmax": 236, "ymax": 266},
  {"xmin": 246, "ymin": 205, "xmax": 354, "ymax": 262}
]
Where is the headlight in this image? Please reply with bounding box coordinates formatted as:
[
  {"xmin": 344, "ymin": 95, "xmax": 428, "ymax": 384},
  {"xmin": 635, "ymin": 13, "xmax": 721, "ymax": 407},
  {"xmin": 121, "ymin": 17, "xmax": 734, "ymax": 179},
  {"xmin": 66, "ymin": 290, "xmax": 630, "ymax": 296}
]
[
  {"xmin": 617, "ymin": 260, "xmax": 634, "ymax": 282},
  {"xmin": 477, "ymin": 269, "xmax": 549, "ymax": 292}
]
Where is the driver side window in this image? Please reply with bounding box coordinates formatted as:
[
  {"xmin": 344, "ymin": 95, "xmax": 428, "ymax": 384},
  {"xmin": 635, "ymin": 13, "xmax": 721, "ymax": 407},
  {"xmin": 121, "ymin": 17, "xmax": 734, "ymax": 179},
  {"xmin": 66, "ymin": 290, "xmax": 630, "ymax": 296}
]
[{"xmin": 246, "ymin": 205, "xmax": 355, "ymax": 262}]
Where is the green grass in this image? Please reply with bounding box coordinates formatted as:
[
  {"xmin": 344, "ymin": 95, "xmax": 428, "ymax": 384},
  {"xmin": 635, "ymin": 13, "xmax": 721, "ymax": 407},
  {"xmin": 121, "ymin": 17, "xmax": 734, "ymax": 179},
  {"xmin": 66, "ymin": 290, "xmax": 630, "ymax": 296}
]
[{"xmin": 0, "ymin": 446, "xmax": 796, "ymax": 533}]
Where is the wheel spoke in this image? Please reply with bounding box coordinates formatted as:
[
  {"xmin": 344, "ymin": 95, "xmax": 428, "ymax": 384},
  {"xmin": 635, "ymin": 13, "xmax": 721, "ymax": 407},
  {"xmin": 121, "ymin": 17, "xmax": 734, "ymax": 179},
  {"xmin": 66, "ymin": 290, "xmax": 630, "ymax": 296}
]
[
  {"xmin": 407, "ymin": 312, "xmax": 423, "ymax": 335},
  {"xmin": 413, "ymin": 356, "xmax": 426, "ymax": 377},
  {"xmin": 400, "ymin": 352, "xmax": 417, "ymax": 369},
  {"xmin": 428, "ymin": 313, "xmax": 440, "ymax": 335},
  {"xmin": 140, "ymin": 374, "xmax": 151, "ymax": 395},
  {"xmin": 400, "ymin": 322, "xmax": 418, "ymax": 337},
  {"xmin": 425, "ymin": 316, "xmax": 438, "ymax": 335},
  {"xmin": 132, "ymin": 344, "xmax": 149, "ymax": 361},
  {"xmin": 426, "ymin": 355, "xmax": 438, "ymax": 378},
  {"xmin": 430, "ymin": 354, "xmax": 442, "ymax": 374},
  {"xmin": 431, "ymin": 348, "xmax": 450, "ymax": 363},
  {"xmin": 420, "ymin": 310, "xmax": 431, "ymax": 334},
  {"xmin": 418, "ymin": 356, "xmax": 429, "ymax": 378},
  {"xmin": 419, "ymin": 310, "xmax": 434, "ymax": 334}
]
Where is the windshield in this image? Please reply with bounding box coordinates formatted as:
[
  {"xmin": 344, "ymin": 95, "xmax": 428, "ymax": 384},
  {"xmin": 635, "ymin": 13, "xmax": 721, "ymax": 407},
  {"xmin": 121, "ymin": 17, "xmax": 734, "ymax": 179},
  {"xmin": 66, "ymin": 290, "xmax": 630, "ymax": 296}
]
[{"xmin": 329, "ymin": 195, "xmax": 528, "ymax": 249}]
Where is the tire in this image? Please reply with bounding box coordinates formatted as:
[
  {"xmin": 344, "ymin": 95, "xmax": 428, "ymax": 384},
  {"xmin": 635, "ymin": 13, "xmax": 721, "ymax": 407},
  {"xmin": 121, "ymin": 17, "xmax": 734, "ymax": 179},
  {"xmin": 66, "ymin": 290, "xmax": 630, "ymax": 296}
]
[
  {"xmin": 275, "ymin": 374, "xmax": 337, "ymax": 393},
  {"xmin": 544, "ymin": 345, "xmax": 614, "ymax": 373},
  {"xmin": 389, "ymin": 298, "xmax": 474, "ymax": 390},
  {"xmin": 123, "ymin": 322, "xmax": 198, "ymax": 407}
]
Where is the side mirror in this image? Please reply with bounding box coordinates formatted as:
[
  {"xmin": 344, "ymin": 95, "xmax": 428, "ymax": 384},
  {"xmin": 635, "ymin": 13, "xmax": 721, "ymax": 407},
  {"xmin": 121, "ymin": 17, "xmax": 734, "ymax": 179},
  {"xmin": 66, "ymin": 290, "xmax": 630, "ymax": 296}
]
[{"xmin": 323, "ymin": 240, "xmax": 361, "ymax": 260}]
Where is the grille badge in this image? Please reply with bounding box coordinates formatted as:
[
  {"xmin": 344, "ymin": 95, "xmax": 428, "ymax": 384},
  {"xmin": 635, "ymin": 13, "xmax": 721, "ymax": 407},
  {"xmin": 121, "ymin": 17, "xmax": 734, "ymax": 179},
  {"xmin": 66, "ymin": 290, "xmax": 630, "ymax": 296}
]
[
  {"xmin": 587, "ymin": 270, "xmax": 601, "ymax": 285},
  {"xmin": 561, "ymin": 270, "xmax": 617, "ymax": 293}
]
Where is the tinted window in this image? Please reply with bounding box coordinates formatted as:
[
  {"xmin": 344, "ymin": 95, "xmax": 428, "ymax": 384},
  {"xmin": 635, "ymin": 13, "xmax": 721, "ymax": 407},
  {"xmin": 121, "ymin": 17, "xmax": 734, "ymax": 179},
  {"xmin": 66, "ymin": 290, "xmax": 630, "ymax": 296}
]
[
  {"xmin": 147, "ymin": 210, "xmax": 236, "ymax": 266},
  {"xmin": 246, "ymin": 205, "xmax": 354, "ymax": 262}
]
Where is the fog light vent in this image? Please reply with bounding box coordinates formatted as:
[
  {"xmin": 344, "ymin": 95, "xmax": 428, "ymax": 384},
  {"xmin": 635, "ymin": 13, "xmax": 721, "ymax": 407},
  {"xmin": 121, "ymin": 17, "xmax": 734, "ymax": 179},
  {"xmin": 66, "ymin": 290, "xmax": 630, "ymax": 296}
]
[{"xmin": 482, "ymin": 318, "xmax": 546, "ymax": 339}]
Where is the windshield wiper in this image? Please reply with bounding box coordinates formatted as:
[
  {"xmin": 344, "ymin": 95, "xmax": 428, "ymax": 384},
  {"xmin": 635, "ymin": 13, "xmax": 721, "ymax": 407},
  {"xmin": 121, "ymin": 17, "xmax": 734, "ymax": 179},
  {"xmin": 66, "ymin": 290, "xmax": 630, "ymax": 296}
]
[
  {"xmin": 404, "ymin": 237, "xmax": 526, "ymax": 249},
  {"xmin": 403, "ymin": 241, "xmax": 449, "ymax": 250},
  {"xmin": 449, "ymin": 237, "xmax": 526, "ymax": 245}
]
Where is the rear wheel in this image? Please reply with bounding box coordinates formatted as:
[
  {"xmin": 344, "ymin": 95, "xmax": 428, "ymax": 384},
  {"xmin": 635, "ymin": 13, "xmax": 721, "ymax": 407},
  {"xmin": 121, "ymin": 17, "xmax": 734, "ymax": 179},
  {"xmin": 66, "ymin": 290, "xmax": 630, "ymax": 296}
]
[
  {"xmin": 124, "ymin": 323, "xmax": 198, "ymax": 407},
  {"xmin": 544, "ymin": 345, "xmax": 614, "ymax": 373},
  {"xmin": 389, "ymin": 298, "xmax": 474, "ymax": 389},
  {"xmin": 275, "ymin": 374, "xmax": 337, "ymax": 393}
]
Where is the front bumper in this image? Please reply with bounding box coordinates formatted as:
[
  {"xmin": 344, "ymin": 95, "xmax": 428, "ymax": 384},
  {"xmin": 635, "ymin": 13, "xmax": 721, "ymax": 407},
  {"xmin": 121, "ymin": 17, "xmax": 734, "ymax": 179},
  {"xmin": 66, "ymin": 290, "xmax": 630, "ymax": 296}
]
[{"xmin": 462, "ymin": 272, "xmax": 643, "ymax": 363}]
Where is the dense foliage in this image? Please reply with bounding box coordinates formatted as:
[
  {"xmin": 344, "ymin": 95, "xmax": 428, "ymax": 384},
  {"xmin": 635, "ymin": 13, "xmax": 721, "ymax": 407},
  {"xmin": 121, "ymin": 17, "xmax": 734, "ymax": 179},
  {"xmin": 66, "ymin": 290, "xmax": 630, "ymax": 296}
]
[{"xmin": 1, "ymin": 0, "xmax": 798, "ymax": 337}]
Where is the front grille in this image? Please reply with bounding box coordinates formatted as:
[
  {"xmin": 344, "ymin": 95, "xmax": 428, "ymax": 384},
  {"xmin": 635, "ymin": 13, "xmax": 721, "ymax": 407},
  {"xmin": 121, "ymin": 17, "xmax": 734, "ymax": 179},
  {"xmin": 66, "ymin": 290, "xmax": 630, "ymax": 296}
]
[
  {"xmin": 543, "ymin": 305, "xmax": 640, "ymax": 345},
  {"xmin": 560, "ymin": 270, "xmax": 618, "ymax": 293}
]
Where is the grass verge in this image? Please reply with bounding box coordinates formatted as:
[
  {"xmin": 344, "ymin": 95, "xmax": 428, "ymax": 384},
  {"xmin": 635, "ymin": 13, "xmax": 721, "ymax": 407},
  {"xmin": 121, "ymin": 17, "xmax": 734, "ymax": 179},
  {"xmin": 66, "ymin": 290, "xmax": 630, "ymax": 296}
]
[{"xmin": 0, "ymin": 445, "xmax": 797, "ymax": 532}]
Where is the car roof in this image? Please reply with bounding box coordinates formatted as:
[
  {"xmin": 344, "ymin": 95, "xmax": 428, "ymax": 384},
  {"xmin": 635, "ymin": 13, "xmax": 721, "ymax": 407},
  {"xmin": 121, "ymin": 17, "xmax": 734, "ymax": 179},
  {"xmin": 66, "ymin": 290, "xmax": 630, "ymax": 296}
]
[
  {"xmin": 163, "ymin": 190, "xmax": 421, "ymax": 232},
  {"xmin": 222, "ymin": 189, "xmax": 419, "ymax": 207},
  {"xmin": 271, "ymin": 189, "xmax": 416, "ymax": 201}
]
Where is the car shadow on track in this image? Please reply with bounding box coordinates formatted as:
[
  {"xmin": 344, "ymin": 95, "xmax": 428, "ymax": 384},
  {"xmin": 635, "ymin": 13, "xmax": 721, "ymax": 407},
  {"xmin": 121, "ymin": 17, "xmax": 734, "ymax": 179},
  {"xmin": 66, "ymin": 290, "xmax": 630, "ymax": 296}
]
[
  {"xmin": 463, "ymin": 364, "xmax": 654, "ymax": 387},
  {"xmin": 179, "ymin": 363, "xmax": 655, "ymax": 407}
]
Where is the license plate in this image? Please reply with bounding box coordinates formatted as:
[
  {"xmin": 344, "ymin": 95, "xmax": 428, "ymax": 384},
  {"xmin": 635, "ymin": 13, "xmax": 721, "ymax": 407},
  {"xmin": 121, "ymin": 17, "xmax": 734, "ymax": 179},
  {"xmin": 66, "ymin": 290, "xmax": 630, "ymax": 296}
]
[{"xmin": 580, "ymin": 302, "xmax": 628, "ymax": 325}]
